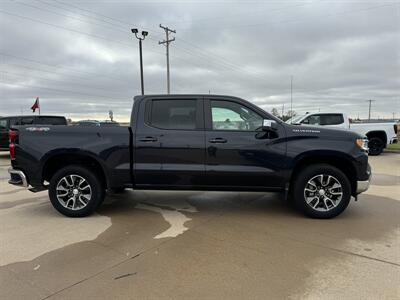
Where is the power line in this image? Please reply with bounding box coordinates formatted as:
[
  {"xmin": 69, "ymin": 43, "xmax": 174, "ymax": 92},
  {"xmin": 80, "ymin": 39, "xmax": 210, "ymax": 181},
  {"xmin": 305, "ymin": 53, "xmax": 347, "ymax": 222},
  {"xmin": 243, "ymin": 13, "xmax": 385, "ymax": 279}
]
[
  {"xmin": 0, "ymin": 9, "xmax": 133, "ymax": 48},
  {"xmin": 2, "ymin": 62, "xmax": 132, "ymax": 88},
  {"xmin": 169, "ymin": 2, "xmax": 309, "ymax": 26},
  {"xmin": 11, "ymin": 2, "xmax": 274, "ymax": 81},
  {"xmin": 53, "ymin": 0, "xmax": 146, "ymax": 30},
  {"xmin": 2, "ymin": 70, "xmax": 128, "ymax": 96},
  {"xmin": 0, "ymin": 79, "xmax": 129, "ymax": 100},
  {"xmin": 0, "ymin": 52, "xmax": 133, "ymax": 83},
  {"xmin": 191, "ymin": 3, "xmax": 399, "ymax": 30},
  {"xmin": 15, "ymin": 0, "xmax": 127, "ymax": 35},
  {"xmin": 36, "ymin": 0, "xmax": 136, "ymax": 33},
  {"xmin": 159, "ymin": 24, "xmax": 176, "ymax": 94},
  {"xmin": 30, "ymin": 1, "xmax": 271, "ymax": 78}
]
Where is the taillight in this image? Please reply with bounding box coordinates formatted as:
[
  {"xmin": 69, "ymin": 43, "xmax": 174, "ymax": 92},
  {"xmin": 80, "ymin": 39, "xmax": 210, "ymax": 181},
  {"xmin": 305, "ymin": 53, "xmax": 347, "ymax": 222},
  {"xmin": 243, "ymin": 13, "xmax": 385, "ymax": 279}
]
[
  {"xmin": 9, "ymin": 130, "xmax": 18, "ymax": 160},
  {"xmin": 394, "ymin": 124, "xmax": 398, "ymax": 135}
]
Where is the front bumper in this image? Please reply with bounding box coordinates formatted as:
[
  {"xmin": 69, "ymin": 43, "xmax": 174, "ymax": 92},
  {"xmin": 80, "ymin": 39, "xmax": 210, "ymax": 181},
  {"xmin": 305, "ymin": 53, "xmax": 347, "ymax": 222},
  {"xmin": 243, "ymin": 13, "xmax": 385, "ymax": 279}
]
[
  {"xmin": 356, "ymin": 165, "xmax": 371, "ymax": 194},
  {"xmin": 356, "ymin": 178, "xmax": 371, "ymax": 193},
  {"xmin": 8, "ymin": 167, "xmax": 28, "ymax": 187}
]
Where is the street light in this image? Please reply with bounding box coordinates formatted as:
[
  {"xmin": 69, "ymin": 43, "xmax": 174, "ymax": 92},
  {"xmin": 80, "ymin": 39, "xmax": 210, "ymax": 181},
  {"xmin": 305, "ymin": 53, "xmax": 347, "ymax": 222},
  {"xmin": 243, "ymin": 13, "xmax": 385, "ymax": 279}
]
[{"xmin": 131, "ymin": 28, "xmax": 148, "ymax": 95}]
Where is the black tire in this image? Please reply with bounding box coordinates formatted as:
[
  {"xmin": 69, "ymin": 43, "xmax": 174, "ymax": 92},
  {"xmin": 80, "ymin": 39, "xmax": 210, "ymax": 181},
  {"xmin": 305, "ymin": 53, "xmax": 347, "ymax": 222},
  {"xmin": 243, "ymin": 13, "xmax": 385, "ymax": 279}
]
[
  {"xmin": 292, "ymin": 164, "xmax": 351, "ymax": 219},
  {"xmin": 368, "ymin": 137, "xmax": 384, "ymax": 156},
  {"xmin": 48, "ymin": 165, "xmax": 105, "ymax": 217}
]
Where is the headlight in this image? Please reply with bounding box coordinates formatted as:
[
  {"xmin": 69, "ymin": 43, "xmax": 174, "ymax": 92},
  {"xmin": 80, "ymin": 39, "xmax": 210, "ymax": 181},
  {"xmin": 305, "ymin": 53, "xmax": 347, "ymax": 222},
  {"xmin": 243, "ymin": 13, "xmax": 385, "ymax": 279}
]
[{"xmin": 356, "ymin": 138, "xmax": 369, "ymax": 151}]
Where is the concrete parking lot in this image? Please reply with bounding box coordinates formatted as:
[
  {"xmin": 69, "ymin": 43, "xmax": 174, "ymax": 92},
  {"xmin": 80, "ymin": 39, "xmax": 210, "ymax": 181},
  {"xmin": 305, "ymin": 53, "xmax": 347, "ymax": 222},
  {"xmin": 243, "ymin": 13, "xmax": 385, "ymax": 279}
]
[{"xmin": 0, "ymin": 151, "xmax": 399, "ymax": 299}]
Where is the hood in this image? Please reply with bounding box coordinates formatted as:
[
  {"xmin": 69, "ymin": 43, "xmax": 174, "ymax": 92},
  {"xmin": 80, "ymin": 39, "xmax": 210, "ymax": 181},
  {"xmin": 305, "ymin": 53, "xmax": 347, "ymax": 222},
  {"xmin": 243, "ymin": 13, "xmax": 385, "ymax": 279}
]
[{"xmin": 285, "ymin": 124, "xmax": 364, "ymax": 141}]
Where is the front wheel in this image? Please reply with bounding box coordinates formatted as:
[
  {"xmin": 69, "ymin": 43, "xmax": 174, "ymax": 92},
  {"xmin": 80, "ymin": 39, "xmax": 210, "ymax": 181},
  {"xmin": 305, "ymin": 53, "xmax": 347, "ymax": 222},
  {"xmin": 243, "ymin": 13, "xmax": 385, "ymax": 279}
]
[
  {"xmin": 49, "ymin": 165, "xmax": 105, "ymax": 217},
  {"xmin": 292, "ymin": 164, "xmax": 351, "ymax": 219}
]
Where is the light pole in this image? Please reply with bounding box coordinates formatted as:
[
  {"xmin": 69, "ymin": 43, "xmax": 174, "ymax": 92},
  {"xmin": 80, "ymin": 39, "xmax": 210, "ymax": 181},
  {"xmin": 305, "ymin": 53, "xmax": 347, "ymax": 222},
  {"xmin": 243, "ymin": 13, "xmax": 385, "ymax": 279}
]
[{"xmin": 131, "ymin": 28, "xmax": 148, "ymax": 95}]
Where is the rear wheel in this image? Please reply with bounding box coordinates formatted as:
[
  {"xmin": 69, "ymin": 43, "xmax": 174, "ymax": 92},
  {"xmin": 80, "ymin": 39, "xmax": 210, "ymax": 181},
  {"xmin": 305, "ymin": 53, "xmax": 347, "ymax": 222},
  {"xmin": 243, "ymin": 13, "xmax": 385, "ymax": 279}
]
[
  {"xmin": 292, "ymin": 164, "xmax": 351, "ymax": 219},
  {"xmin": 368, "ymin": 137, "xmax": 384, "ymax": 156},
  {"xmin": 49, "ymin": 165, "xmax": 105, "ymax": 217}
]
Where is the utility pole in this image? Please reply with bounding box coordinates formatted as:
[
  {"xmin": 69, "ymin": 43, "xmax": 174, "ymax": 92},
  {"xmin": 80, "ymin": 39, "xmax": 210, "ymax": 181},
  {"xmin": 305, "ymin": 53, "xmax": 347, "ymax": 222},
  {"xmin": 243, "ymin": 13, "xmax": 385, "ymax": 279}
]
[
  {"xmin": 159, "ymin": 24, "xmax": 176, "ymax": 94},
  {"xmin": 281, "ymin": 103, "xmax": 284, "ymax": 118},
  {"xmin": 366, "ymin": 99, "xmax": 375, "ymax": 121},
  {"xmin": 131, "ymin": 28, "xmax": 148, "ymax": 95}
]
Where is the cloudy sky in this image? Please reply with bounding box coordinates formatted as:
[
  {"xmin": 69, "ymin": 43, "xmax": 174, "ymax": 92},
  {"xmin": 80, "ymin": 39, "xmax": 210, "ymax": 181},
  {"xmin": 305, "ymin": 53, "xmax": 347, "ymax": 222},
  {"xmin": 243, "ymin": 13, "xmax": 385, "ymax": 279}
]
[{"xmin": 0, "ymin": 0, "xmax": 399, "ymax": 121}]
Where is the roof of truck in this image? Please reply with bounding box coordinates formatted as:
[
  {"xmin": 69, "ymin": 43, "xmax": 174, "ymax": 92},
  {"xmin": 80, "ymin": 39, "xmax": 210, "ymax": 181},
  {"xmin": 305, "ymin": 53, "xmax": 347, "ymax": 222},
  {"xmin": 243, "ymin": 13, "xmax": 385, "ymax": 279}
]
[{"xmin": 134, "ymin": 94, "xmax": 244, "ymax": 99}]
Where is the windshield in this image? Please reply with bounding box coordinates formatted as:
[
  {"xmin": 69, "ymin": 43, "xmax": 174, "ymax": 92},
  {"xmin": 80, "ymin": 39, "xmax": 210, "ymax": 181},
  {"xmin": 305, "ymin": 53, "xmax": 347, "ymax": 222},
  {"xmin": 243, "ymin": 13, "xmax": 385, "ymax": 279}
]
[{"xmin": 285, "ymin": 114, "xmax": 305, "ymax": 124}]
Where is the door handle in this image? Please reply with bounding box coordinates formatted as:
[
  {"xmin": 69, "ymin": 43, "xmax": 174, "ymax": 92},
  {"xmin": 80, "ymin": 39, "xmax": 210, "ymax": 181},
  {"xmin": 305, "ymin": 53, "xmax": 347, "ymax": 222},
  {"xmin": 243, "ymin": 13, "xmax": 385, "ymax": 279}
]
[
  {"xmin": 139, "ymin": 136, "xmax": 158, "ymax": 142},
  {"xmin": 209, "ymin": 138, "xmax": 227, "ymax": 143}
]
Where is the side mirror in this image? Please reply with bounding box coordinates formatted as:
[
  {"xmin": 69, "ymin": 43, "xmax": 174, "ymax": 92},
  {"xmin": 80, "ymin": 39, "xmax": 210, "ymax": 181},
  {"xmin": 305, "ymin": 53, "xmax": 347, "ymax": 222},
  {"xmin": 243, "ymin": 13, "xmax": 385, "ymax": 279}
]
[{"xmin": 262, "ymin": 119, "xmax": 278, "ymax": 131}]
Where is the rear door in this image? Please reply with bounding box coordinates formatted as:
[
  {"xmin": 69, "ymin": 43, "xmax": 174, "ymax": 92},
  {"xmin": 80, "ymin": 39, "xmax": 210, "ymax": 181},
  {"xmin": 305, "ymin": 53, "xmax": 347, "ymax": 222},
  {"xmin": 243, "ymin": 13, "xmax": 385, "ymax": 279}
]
[
  {"xmin": 134, "ymin": 97, "xmax": 205, "ymax": 187},
  {"xmin": 204, "ymin": 98, "xmax": 287, "ymax": 189}
]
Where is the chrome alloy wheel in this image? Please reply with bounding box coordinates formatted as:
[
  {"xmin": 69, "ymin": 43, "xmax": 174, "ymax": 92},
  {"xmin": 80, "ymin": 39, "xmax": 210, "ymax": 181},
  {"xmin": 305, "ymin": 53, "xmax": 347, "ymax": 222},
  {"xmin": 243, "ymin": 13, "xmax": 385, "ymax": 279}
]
[
  {"xmin": 304, "ymin": 174, "xmax": 343, "ymax": 212},
  {"xmin": 56, "ymin": 174, "xmax": 92, "ymax": 211}
]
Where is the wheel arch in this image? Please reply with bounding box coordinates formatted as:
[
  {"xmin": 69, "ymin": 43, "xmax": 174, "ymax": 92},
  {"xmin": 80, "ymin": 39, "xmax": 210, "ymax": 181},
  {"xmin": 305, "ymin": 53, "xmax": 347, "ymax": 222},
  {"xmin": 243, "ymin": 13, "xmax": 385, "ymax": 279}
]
[
  {"xmin": 41, "ymin": 150, "xmax": 108, "ymax": 189},
  {"xmin": 366, "ymin": 130, "xmax": 387, "ymax": 146},
  {"xmin": 290, "ymin": 152, "xmax": 358, "ymax": 196}
]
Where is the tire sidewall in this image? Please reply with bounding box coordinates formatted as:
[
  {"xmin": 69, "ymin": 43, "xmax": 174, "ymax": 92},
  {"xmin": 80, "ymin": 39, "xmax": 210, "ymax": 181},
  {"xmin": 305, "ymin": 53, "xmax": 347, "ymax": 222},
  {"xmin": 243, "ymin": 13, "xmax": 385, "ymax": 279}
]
[
  {"xmin": 293, "ymin": 164, "xmax": 351, "ymax": 219},
  {"xmin": 49, "ymin": 165, "xmax": 104, "ymax": 217}
]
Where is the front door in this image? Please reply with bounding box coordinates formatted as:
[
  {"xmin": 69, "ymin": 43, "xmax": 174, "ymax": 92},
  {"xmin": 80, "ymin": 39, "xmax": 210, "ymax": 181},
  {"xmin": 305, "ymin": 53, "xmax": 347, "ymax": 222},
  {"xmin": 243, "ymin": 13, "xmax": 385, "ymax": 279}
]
[
  {"xmin": 134, "ymin": 97, "xmax": 205, "ymax": 187},
  {"xmin": 204, "ymin": 98, "xmax": 287, "ymax": 189}
]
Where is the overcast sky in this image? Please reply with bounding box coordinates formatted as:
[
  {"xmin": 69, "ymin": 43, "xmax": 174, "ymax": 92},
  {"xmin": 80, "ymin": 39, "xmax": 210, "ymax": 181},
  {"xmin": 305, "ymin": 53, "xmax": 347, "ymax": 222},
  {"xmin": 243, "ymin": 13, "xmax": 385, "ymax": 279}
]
[{"xmin": 0, "ymin": 0, "xmax": 399, "ymax": 121}]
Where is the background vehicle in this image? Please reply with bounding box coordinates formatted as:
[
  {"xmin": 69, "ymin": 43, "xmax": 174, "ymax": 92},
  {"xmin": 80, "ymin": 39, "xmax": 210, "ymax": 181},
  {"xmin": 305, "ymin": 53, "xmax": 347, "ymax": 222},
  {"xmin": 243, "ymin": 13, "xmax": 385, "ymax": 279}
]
[
  {"xmin": 287, "ymin": 112, "xmax": 398, "ymax": 155},
  {"xmin": 75, "ymin": 120, "xmax": 120, "ymax": 127},
  {"xmin": 8, "ymin": 95, "xmax": 371, "ymax": 219},
  {"xmin": 0, "ymin": 115, "xmax": 67, "ymax": 150}
]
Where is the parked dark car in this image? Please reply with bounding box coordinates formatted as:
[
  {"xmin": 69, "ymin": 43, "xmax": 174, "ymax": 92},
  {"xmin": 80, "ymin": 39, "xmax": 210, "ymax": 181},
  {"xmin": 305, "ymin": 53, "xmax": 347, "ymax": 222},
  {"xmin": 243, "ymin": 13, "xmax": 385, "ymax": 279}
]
[
  {"xmin": 8, "ymin": 95, "xmax": 371, "ymax": 219},
  {"xmin": 0, "ymin": 115, "xmax": 67, "ymax": 150}
]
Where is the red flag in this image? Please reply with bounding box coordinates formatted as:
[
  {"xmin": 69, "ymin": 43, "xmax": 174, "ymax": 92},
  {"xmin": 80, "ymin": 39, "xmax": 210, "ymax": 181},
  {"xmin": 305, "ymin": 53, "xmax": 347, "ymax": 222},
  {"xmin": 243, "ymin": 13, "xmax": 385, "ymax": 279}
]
[{"xmin": 31, "ymin": 97, "xmax": 40, "ymax": 113}]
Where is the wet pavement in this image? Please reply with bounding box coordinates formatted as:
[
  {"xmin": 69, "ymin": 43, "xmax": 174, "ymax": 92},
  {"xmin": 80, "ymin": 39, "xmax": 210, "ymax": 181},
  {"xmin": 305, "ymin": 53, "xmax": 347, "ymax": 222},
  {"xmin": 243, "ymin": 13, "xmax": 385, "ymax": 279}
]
[{"xmin": 0, "ymin": 151, "xmax": 399, "ymax": 299}]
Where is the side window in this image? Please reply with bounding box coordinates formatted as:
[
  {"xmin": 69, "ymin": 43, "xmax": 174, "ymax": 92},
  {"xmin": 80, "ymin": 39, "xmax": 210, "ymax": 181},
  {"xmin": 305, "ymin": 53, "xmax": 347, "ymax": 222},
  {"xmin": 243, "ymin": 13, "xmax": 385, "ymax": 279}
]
[
  {"xmin": 302, "ymin": 115, "xmax": 320, "ymax": 125},
  {"xmin": 150, "ymin": 99, "xmax": 197, "ymax": 130},
  {"xmin": 320, "ymin": 114, "xmax": 344, "ymax": 125},
  {"xmin": 211, "ymin": 100, "xmax": 263, "ymax": 131},
  {"xmin": 9, "ymin": 118, "xmax": 20, "ymax": 126},
  {"xmin": 37, "ymin": 117, "xmax": 67, "ymax": 125},
  {"xmin": 21, "ymin": 117, "xmax": 34, "ymax": 125},
  {"xmin": 0, "ymin": 119, "xmax": 7, "ymax": 130}
]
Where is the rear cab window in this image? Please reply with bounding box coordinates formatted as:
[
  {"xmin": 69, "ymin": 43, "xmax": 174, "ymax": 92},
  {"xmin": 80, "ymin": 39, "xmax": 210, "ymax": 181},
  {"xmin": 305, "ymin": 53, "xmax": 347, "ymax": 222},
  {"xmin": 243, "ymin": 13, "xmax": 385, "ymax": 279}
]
[
  {"xmin": 21, "ymin": 117, "xmax": 34, "ymax": 125},
  {"xmin": 36, "ymin": 117, "xmax": 67, "ymax": 125}
]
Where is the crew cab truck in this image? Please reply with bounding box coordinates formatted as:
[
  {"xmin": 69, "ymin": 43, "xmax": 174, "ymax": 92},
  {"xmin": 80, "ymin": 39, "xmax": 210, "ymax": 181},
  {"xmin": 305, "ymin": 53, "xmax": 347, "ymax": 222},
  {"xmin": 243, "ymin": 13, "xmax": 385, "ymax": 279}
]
[
  {"xmin": 287, "ymin": 112, "xmax": 398, "ymax": 155},
  {"xmin": 8, "ymin": 95, "xmax": 371, "ymax": 219}
]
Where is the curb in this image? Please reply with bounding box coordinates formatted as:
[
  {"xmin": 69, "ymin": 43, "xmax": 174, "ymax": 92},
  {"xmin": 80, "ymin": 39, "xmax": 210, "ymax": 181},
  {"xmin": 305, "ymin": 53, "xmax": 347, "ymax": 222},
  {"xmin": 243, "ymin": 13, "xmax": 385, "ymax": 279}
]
[{"xmin": 384, "ymin": 149, "xmax": 400, "ymax": 154}]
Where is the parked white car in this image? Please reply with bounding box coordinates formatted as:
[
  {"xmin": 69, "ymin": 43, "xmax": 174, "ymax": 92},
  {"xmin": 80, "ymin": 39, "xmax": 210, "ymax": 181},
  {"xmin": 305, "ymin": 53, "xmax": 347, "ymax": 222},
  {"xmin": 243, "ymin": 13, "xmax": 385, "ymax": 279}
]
[{"xmin": 287, "ymin": 112, "xmax": 398, "ymax": 155}]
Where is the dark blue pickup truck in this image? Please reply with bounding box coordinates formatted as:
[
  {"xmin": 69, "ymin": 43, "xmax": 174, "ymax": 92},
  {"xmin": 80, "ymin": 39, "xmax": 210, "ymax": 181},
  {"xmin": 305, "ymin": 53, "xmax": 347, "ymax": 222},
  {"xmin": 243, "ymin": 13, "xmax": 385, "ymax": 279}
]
[{"xmin": 8, "ymin": 95, "xmax": 371, "ymax": 218}]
